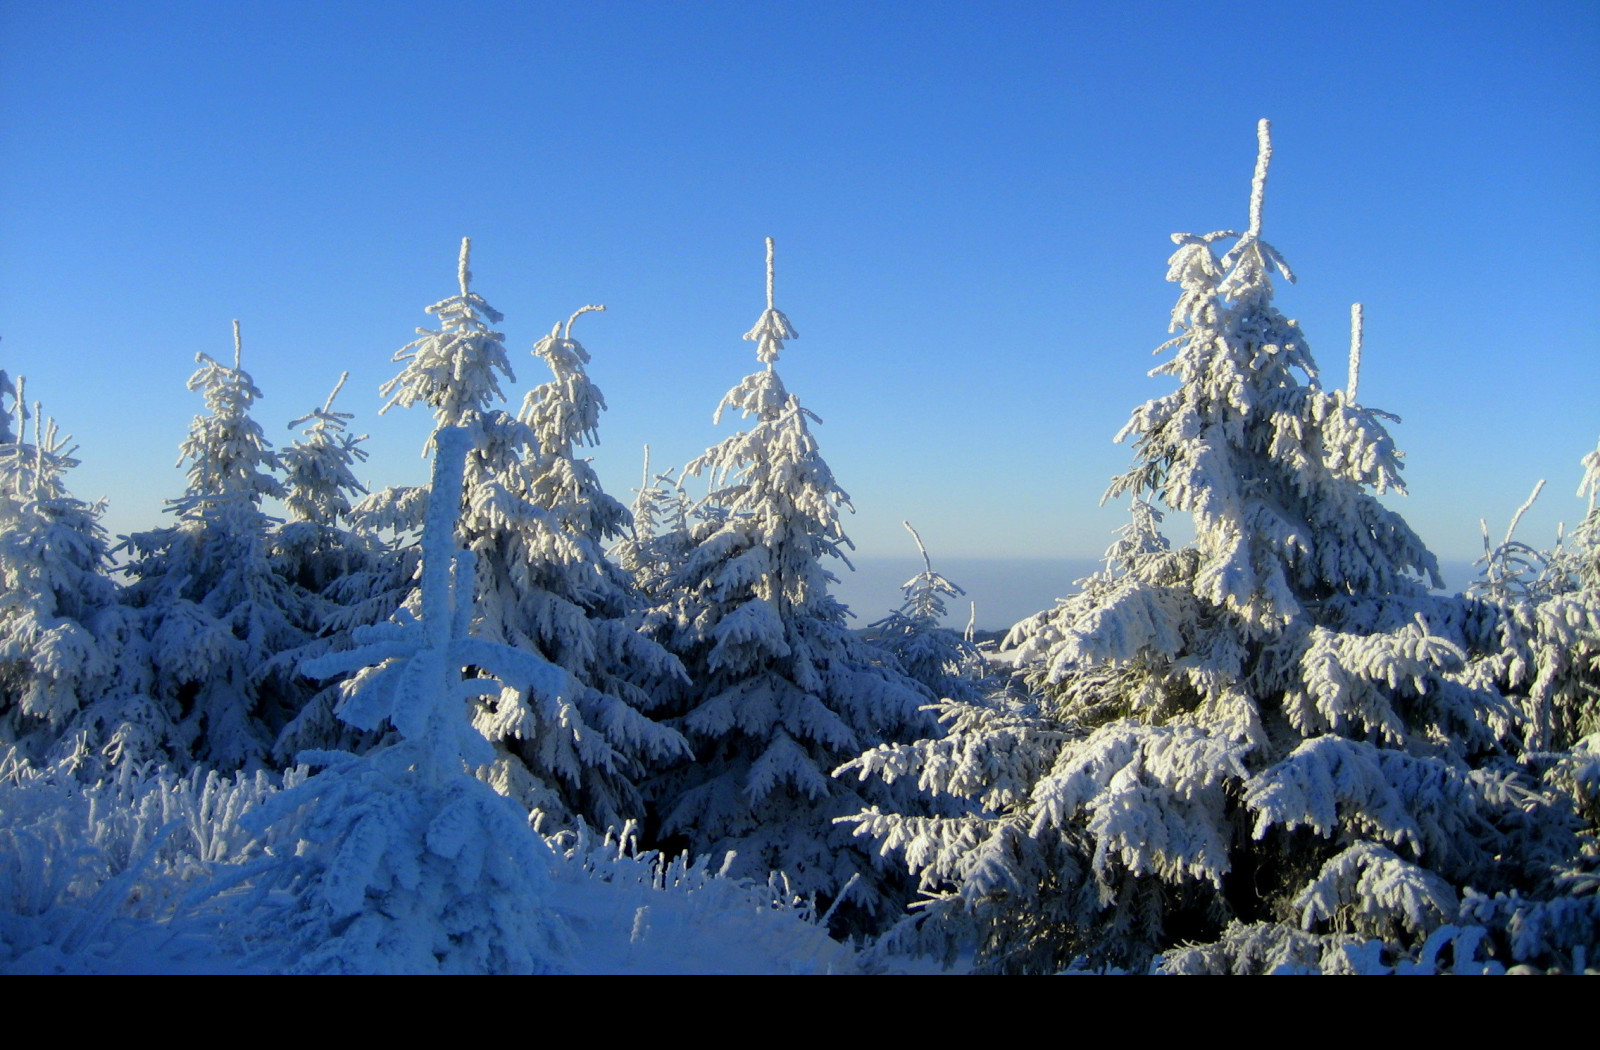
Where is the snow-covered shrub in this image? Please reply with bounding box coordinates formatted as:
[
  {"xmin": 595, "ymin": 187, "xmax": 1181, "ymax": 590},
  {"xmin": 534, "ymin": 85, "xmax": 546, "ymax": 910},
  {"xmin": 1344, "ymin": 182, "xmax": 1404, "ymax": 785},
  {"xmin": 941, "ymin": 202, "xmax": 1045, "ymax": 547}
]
[
  {"xmin": 0, "ymin": 748, "xmax": 296, "ymax": 974},
  {"xmin": 241, "ymin": 426, "xmax": 571, "ymax": 974},
  {"xmin": 544, "ymin": 821, "xmax": 859, "ymax": 974}
]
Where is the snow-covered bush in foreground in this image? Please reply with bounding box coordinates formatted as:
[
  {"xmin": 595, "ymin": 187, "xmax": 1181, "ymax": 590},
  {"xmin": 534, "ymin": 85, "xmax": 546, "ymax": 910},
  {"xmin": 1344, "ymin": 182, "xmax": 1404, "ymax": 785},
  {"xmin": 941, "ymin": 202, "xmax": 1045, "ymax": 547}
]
[
  {"xmin": 0, "ymin": 745, "xmax": 863, "ymax": 974},
  {"xmin": 841, "ymin": 121, "xmax": 1593, "ymax": 973},
  {"xmin": 240, "ymin": 426, "xmax": 571, "ymax": 974},
  {"xmin": 0, "ymin": 748, "xmax": 296, "ymax": 974}
]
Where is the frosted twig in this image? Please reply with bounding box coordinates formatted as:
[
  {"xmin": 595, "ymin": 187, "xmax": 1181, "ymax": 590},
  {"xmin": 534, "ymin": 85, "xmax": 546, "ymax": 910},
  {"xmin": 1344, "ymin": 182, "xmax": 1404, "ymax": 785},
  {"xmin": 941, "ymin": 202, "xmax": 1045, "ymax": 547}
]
[
  {"xmin": 1504, "ymin": 479, "xmax": 1546, "ymax": 548},
  {"xmin": 1347, "ymin": 304, "xmax": 1364, "ymax": 403},
  {"xmin": 904, "ymin": 520, "xmax": 932, "ymax": 574},
  {"xmin": 819, "ymin": 872, "xmax": 861, "ymax": 926},
  {"xmin": 457, "ymin": 237, "xmax": 472, "ymax": 296},
  {"xmin": 232, "ymin": 319, "xmax": 242, "ymax": 370},
  {"xmin": 563, "ymin": 304, "xmax": 606, "ymax": 340},
  {"xmin": 323, "ymin": 371, "xmax": 349, "ymax": 414},
  {"xmin": 1248, "ymin": 119, "xmax": 1272, "ymax": 237}
]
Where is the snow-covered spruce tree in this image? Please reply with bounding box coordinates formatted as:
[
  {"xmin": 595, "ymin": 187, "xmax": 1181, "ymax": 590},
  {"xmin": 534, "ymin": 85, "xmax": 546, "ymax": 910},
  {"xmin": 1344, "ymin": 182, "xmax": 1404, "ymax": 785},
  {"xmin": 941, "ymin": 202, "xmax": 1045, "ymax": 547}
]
[
  {"xmin": 374, "ymin": 239, "xmax": 686, "ymax": 832},
  {"xmin": 844, "ymin": 121, "xmax": 1583, "ymax": 972},
  {"xmin": 1465, "ymin": 449, "xmax": 1600, "ymax": 754},
  {"xmin": 613, "ymin": 446, "xmax": 696, "ymax": 602},
  {"xmin": 867, "ymin": 521, "xmax": 988, "ymax": 703},
  {"xmin": 644, "ymin": 239, "xmax": 936, "ymax": 932},
  {"xmin": 266, "ymin": 374, "xmax": 388, "ymax": 762},
  {"xmin": 243, "ymin": 425, "xmax": 570, "ymax": 974},
  {"xmin": 119, "ymin": 323, "xmax": 305, "ymax": 769},
  {"xmin": 0, "ymin": 385, "xmax": 127, "ymax": 758},
  {"xmin": 1445, "ymin": 455, "xmax": 1600, "ymax": 973},
  {"xmin": 273, "ymin": 372, "xmax": 373, "ymax": 591}
]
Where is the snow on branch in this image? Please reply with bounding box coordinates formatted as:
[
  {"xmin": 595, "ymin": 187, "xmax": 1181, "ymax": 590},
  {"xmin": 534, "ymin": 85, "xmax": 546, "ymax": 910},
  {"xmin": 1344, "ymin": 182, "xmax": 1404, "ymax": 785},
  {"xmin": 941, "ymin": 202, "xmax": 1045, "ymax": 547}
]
[
  {"xmin": 1347, "ymin": 303, "xmax": 1363, "ymax": 403},
  {"xmin": 1248, "ymin": 118, "xmax": 1271, "ymax": 238},
  {"xmin": 744, "ymin": 237, "xmax": 797, "ymax": 366}
]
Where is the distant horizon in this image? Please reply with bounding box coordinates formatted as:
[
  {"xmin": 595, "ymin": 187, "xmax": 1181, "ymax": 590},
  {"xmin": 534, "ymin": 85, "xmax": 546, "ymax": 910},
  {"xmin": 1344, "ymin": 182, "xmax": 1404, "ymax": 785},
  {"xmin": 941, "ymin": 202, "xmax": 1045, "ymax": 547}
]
[{"xmin": 832, "ymin": 555, "xmax": 1489, "ymax": 634}]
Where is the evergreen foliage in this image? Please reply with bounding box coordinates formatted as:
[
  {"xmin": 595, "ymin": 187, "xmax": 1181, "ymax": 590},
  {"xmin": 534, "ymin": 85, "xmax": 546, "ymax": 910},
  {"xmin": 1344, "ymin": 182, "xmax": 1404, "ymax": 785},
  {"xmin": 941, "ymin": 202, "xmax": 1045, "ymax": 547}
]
[
  {"xmin": 373, "ymin": 240, "xmax": 686, "ymax": 832},
  {"xmin": 841, "ymin": 121, "xmax": 1589, "ymax": 971},
  {"xmin": 266, "ymin": 375, "xmax": 384, "ymax": 761},
  {"xmin": 645, "ymin": 239, "xmax": 936, "ymax": 930},
  {"xmin": 0, "ymin": 384, "xmax": 127, "ymax": 758},
  {"xmin": 119, "ymin": 323, "xmax": 304, "ymax": 769},
  {"xmin": 245, "ymin": 426, "xmax": 571, "ymax": 974},
  {"xmin": 868, "ymin": 522, "xmax": 989, "ymax": 703}
]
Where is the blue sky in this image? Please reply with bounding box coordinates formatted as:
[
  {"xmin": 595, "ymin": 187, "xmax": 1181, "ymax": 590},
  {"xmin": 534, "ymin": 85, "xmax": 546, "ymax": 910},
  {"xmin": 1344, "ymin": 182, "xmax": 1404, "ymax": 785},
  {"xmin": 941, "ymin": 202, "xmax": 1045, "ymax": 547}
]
[{"xmin": 2, "ymin": 2, "xmax": 1596, "ymax": 603}]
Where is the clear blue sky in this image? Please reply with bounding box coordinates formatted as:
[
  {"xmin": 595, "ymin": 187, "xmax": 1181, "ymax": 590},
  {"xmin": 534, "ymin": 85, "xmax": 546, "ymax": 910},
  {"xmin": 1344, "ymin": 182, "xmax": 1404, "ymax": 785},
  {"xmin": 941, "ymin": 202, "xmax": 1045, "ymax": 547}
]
[{"xmin": 2, "ymin": 2, "xmax": 1596, "ymax": 593}]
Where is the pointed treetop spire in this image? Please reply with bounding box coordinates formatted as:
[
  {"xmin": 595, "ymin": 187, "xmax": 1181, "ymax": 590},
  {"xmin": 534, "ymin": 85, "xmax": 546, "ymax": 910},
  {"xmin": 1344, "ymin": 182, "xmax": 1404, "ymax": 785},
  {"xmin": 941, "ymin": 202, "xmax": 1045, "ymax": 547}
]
[
  {"xmin": 1218, "ymin": 119, "xmax": 1294, "ymax": 292},
  {"xmin": 232, "ymin": 319, "xmax": 243, "ymax": 369},
  {"xmin": 1248, "ymin": 118, "xmax": 1272, "ymax": 238},
  {"xmin": 743, "ymin": 237, "xmax": 798, "ymax": 366},
  {"xmin": 458, "ymin": 237, "xmax": 472, "ymax": 297},
  {"xmin": 1347, "ymin": 303, "xmax": 1364, "ymax": 402},
  {"xmin": 765, "ymin": 236, "xmax": 776, "ymax": 310}
]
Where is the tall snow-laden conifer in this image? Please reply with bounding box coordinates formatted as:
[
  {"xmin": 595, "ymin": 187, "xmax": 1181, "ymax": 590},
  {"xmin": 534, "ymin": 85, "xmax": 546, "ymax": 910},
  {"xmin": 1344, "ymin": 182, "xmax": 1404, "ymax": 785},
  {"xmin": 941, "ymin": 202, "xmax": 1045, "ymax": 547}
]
[
  {"xmin": 121, "ymin": 322, "xmax": 305, "ymax": 769},
  {"xmin": 0, "ymin": 384, "xmax": 128, "ymax": 757},
  {"xmin": 646, "ymin": 239, "xmax": 935, "ymax": 930},
  {"xmin": 267, "ymin": 374, "xmax": 385, "ymax": 761},
  {"xmin": 374, "ymin": 239, "xmax": 686, "ymax": 832},
  {"xmin": 844, "ymin": 122, "xmax": 1583, "ymax": 971}
]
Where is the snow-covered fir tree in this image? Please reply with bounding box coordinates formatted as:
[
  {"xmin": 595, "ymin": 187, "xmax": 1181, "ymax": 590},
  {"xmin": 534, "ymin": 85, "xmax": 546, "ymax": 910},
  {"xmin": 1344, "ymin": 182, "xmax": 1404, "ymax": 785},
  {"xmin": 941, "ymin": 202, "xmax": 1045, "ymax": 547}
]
[
  {"xmin": 119, "ymin": 322, "xmax": 304, "ymax": 769},
  {"xmin": 373, "ymin": 239, "xmax": 686, "ymax": 832},
  {"xmin": 0, "ymin": 384, "xmax": 130, "ymax": 759},
  {"xmin": 266, "ymin": 374, "xmax": 387, "ymax": 761},
  {"xmin": 246, "ymin": 425, "xmax": 570, "ymax": 973},
  {"xmin": 1465, "ymin": 450, "xmax": 1600, "ymax": 754},
  {"xmin": 842, "ymin": 121, "xmax": 1590, "ymax": 971},
  {"xmin": 867, "ymin": 521, "xmax": 989, "ymax": 703},
  {"xmin": 644, "ymin": 239, "xmax": 936, "ymax": 931},
  {"xmin": 613, "ymin": 446, "xmax": 696, "ymax": 602}
]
